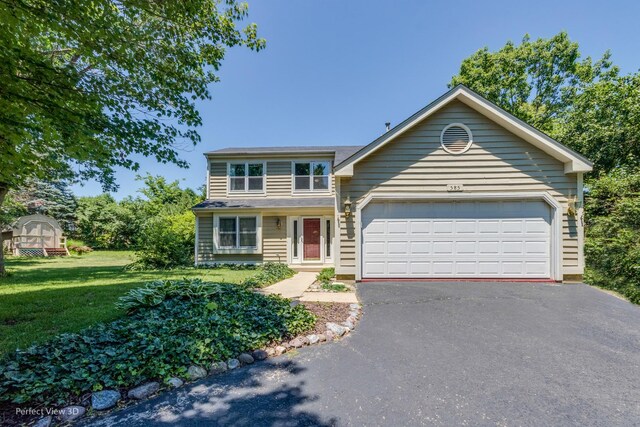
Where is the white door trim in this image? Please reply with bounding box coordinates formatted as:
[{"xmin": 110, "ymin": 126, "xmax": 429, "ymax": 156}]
[
  {"xmin": 288, "ymin": 215, "xmax": 334, "ymax": 265},
  {"xmin": 355, "ymin": 192, "xmax": 563, "ymax": 281}
]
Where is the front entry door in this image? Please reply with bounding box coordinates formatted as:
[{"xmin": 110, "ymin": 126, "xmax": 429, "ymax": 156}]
[{"xmin": 303, "ymin": 218, "xmax": 321, "ymax": 260}]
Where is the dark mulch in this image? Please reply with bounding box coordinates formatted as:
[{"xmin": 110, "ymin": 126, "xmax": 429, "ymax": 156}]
[{"xmin": 301, "ymin": 302, "xmax": 352, "ymax": 335}]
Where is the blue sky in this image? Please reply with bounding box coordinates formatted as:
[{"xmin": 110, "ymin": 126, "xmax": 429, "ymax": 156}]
[{"xmin": 73, "ymin": 0, "xmax": 640, "ymax": 199}]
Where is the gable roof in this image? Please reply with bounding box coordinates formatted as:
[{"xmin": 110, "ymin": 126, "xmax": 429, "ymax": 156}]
[
  {"xmin": 334, "ymin": 85, "xmax": 593, "ymax": 176},
  {"xmin": 206, "ymin": 145, "xmax": 364, "ymax": 165}
]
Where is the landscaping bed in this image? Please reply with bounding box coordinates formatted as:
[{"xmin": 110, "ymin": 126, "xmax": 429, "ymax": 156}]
[
  {"xmin": 300, "ymin": 302, "xmax": 353, "ymax": 335},
  {"xmin": 307, "ymin": 267, "xmax": 356, "ymax": 293},
  {"xmin": 0, "ymin": 278, "xmax": 316, "ymax": 425}
]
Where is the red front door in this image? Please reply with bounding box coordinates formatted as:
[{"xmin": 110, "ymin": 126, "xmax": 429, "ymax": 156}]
[{"xmin": 303, "ymin": 218, "xmax": 321, "ymax": 260}]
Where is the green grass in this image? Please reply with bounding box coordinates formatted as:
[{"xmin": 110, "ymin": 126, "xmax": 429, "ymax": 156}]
[{"xmin": 0, "ymin": 251, "xmax": 258, "ymax": 355}]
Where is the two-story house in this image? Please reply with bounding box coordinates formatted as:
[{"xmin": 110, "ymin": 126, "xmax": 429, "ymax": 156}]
[{"xmin": 193, "ymin": 85, "xmax": 592, "ymax": 282}]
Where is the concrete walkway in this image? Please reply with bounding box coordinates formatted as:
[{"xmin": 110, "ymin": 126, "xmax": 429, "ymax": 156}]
[
  {"xmin": 299, "ymin": 291, "xmax": 359, "ymax": 303},
  {"xmin": 260, "ymin": 272, "xmax": 360, "ymax": 303},
  {"xmin": 260, "ymin": 271, "xmax": 316, "ymax": 298}
]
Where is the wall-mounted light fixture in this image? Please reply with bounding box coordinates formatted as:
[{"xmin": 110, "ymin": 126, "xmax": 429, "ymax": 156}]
[
  {"xmin": 344, "ymin": 197, "xmax": 352, "ymax": 218},
  {"xmin": 276, "ymin": 217, "xmax": 282, "ymax": 229},
  {"xmin": 567, "ymin": 196, "xmax": 577, "ymax": 216}
]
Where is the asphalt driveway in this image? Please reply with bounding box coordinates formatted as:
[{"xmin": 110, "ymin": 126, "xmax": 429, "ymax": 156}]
[{"xmin": 86, "ymin": 282, "xmax": 640, "ymax": 426}]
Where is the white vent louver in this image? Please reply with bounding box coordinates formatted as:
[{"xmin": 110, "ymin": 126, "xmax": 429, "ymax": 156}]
[{"xmin": 441, "ymin": 123, "xmax": 472, "ymax": 154}]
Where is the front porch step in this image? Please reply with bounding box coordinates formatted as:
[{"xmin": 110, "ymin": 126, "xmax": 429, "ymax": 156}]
[{"xmin": 290, "ymin": 265, "xmax": 332, "ymax": 273}]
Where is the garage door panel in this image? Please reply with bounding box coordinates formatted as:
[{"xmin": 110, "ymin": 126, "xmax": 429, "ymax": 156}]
[
  {"xmin": 456, "ymin": 261, "xmax": 477, "ymax": 275},
  {"xmin": 478, "ymin": 261, "xmax": 500, "ymax": 275},
  {"xmin": 478, "ymin": 220, "xmax": 500, "ymax": 234},
  {"xmin": 502, "ymin": 241, "xmax": 524, "ymax": 254},
  {"xmin": 501, "ymin": 220, "xmax": 524, "ymax": 234},
  {"xmin": 433, "ymin": 241, "xmax": 454, "ymax": 254},
  {"xmin": 455, "ymin": 221, "xmax": 476, "ymax": 234},
  {"xmin": 525, "ymin": 220, "xmax": 549, "ymax": 234},
  {"xmin": 388, "ymin": 221, "xmax": 408, "ymax": 234},
  {"xmin": 525, "ymin": 261, "xmax": 549, "ymax": 275},
  {"xmin": 410, "ymin": 221, "xmax": 430, "ymax": 234},
  {"xmin": 433, "ymin": 261, "xmax": 454, "ymax": 274},
  {"xmin": 364, "ymin": 241, "xmax": 386, "ymax": 255},
  {"xmin": 410, "ymin": 241, "xmax": 430, "ymax": 254},
  {"xmin": 362, "ymin": 200, "xmax": 551, "ymax": 279},
  {"xmin": 387, "ymin": 241, "xmax": 409, "ymax": 255},
  {"xmin": 388, "ymin": 261, "xmax": 409, "ymax": 275},
  {"xmin": 455, "ymin": 241, "xmax": 476, "ymax": 254},
  {"xmin": 365, "ymin": 221, "xmax": 386, "ymax": 235},
  {"xmin": 525, "ymin": 241, "xmax": 549, "ymax": 255},
  {"xmin": 363, "ymin": 261, "xmax": 386, "ymax": 276},
  {"xmin": 410, "ymin": 262, "xmax": 431, "ymax": 274},
  {"xmin": 433, "ymin": 220, "xmax": 454, "ymax": 234},
  {"xmin": 478, "ymin": 241, "xmax": 500, "ymax": 254}
]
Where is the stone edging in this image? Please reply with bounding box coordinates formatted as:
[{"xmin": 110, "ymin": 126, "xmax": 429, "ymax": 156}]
[{"xmin": 34, "ymin": 303, "xmax": 363, "ymax": 427}]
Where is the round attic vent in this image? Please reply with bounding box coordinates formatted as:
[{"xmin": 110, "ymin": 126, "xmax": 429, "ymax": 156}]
[{"xmin": 440, "ymin": 123, "xmax": 473, "ymax": 154}]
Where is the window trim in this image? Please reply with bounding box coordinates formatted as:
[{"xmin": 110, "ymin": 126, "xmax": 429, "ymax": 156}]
[
  {"xmin": 227, "ymin": 162, "xmax": 266, "ymax": 195},
  {"xmin": 291, "ymin": 160, "xmax": 332, "ymax": 194},
  {"xmin": 213, "ymin": 214, "xmax": 262, "ymax": 254}
]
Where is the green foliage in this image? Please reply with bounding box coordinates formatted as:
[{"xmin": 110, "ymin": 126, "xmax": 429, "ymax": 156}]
[
  {"xmin": 321, "ymin": 283, "xmax": 349, "ymax": 292},
  {"xmin": 584, "ymin": 170, "xmax": 640, "ymax": 303},
  {"xmin": 0, "ymin": 279, "xmax": 315, "ymax": 406},
  {"xmin": 241, "ymin": 263, "xmax": 297, "ymax": 288},
  {"xmin": 450, "ymin": 31, "xmax": 640, "ymax": 174},
  {"xmin": 316, "ymin": 267, "xmax": 336, "ymax": 286},
  {"xmin": 75, "ymin": 194, "xmax": 143, "ymax": 249},
  {"xmin": 0, "ymin": 1, "xmax": 264, "ymax": 193},
  {"xmin": 557, "ymin": 74, "xmax": 640, "ymax": 173},
  {"xmin": 74, "ymin": 175, "xmax": 202, "ymax": 253},
  {"xmin": 132, "ymin": 212, "xmax": 196, "ymax": 269},
  {"xmin": 68, "ymin": 245, "xmax": 93, "ymax": 255}
]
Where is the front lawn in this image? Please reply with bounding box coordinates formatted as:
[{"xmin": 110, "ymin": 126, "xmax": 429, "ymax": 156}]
[{"xmin": 0, "ymin": 251, "xmax": 259, "ymax": 354}]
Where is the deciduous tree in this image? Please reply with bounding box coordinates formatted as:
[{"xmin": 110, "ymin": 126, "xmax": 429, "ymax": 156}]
[{"xmin": 0, "ymin": 0, "xmax": 263, "ymax": 273}]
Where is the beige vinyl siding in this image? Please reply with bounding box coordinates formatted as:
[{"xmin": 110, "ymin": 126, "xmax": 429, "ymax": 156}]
[
  {"xmin": 262, "ymin": 216, "xmax": 287, "ymax": 262},
  {"xmin": 338, "ymin": 100, "xmax": 580, "ymax": 273},
  {"xmin": 266, "ymin": 162, "xmax": 292, "ymax": 197},
  {"xmin": 208, "ymin": 162, "xmax": 227, "ymax": 198},
  {"xmin": 196, "ymin": 214, "xmax": 287, "ymax": 264},
  {"xmin": 196, "ymin": 214, "xmax": 214, "ymax": 263},
  {"xmin": 208, "ymin": 159, "xmax": 335, "ymax": 198}
]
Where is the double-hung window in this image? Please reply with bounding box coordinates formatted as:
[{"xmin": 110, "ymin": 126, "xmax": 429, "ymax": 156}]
[
  {"xmin": 218, "ymin": 216, "xmax": 257, "ymax": 249},
  {"xmin": 229, "ymin": 163, "xmax": 264, "ymax": 193},
  {"xmin": 293, "ymin": 161, "xmax": 330, "ymax": 192}
]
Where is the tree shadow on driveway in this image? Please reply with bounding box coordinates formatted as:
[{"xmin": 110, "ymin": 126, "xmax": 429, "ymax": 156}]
[{"xmin": 84, "ymin": 358, "xmax": 336, "ymax": 427}]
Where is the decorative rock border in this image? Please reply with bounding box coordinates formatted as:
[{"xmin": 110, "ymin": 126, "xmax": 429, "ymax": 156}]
[{"xmin": 36, "ymin": 303, "xmax": 363, "ymax": 426}]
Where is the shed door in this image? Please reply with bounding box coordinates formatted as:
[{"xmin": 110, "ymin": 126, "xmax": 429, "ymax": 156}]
[{"xmin": 361, "ymin": 200, "xmax": 551, "ymax": 279}]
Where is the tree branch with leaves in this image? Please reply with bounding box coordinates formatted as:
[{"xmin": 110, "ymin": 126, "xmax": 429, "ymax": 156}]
[{"xmin": 0, "ymin": 0, "xmax": 264, "ymax": 274}]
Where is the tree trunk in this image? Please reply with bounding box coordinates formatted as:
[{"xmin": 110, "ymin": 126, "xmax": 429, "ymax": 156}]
[{"xmin": 0, "ymin": 184, "xmax": 8, "ymax": 276}]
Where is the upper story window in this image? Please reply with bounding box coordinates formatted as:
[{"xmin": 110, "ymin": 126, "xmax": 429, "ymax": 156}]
[
  {"xmin": 293, "ymin": 161, "xmax": 330, "ymax": 192},
  {"xmin": 229, "ymin": 162, "xmax": 264, "ymax": 193}
]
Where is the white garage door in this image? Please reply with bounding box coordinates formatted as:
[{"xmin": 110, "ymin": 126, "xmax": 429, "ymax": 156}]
[{"xmin": 361, "ymin": 200, "xmax": 551, "ymax": 279}]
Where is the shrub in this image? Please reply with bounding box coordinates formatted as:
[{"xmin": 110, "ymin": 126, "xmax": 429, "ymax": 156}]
[
  {"xmin": 0, "ymin": 279, "xmax": 316, "ymax": 406},
  {"xmin": 132, "ymin": 211, "xmax": 195, "ymax": 269},
  {"xmin": 316, "ymin": 267, "xmax": 335, "ymax": 285},
  {"xmin": 68, "ymin": 245, "xmax": 93, "ymax": 255},
  {"xmin": 241, "ymin": 262, "xmax": 296, "ymax": 288},
  {"xmin": 584, "ymin": 170, "xmax": 640, "ymax": 303},
  {"xmin": 321, "ymin": 283, "xmax": 349, "ymax": 292}
]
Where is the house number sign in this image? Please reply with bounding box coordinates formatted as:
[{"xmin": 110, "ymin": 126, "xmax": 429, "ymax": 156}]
[{"xmin": 446, "ymin": 184, "xmax": 463, "ymax": 192}]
